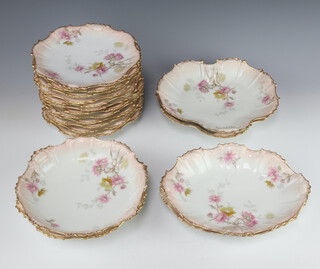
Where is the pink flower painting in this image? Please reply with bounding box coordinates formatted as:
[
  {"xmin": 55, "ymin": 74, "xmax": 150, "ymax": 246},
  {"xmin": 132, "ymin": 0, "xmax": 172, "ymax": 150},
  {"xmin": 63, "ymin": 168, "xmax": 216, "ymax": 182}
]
[
  {"xmin": 44, "ymin": 70, "xmax": 60, "ymax": 79},
  {"xmin": 198, "ymin": 80, "xmax": 209, "ymax": 93},
  {"xmin": 223, "ymin": 151, "xmax": 237, "ymax": 164},
  {"xmin": 241, "ymin": 211, "xmax": 258, "ymax": 227},
  {"xmin": 26, "ymin": 182, "xmax": 39, "ymax": 194},
  {"xmin": 59, "ymin": 30, "xmax": 71, "ymax": 40},
  {"xmin": 268, "ymin": 167, "xmax": 280, "ymax": 182},
  {"xmin": 112, "ymin": 176, "xmax": 125, "ymax": 186},
  {"xmin": 98, "ymin": 194, "xmax": 110, "ymax": 204},
  {"xmin": 171, "ymin": 172, "xmax": 191, "ymax": 198},
  {"xmin": 74, "ymin": 65, "xmax": 85, "ymax": 72},
  {"xmin": 209, "ymin": 195, "xmax": 221, "ymax": 203},
  {"xmin": 262, "ymin": 95, "xmax": 271, "ymax": 104},
  {"xmin": 214, "ymin": 212, "xmax": 229, "ymax": 223},
  {"xmin": 25, "ymin": 172, "xmax": 47, "ymax": 199},
  {"xmin": 174, "ymin": 183, "xmax": 185, "ymax": 193},
  {"xmin": 58, "ymin": 28, "xmax": 81, "ymax": 45},
  {"xmin": 220, "ymin": 87, "xmax": 232, "ymax": 94},
  {"xmin": 104, "ymin": 53, "xmax": 124, "ymax": 61},
  {"xmin": 224, "ymin": 101, "xmax": 234, "ymax": 107},
  {"xmin": 92, "ymin": 158, "xmax": 108, "ymax": 176}
]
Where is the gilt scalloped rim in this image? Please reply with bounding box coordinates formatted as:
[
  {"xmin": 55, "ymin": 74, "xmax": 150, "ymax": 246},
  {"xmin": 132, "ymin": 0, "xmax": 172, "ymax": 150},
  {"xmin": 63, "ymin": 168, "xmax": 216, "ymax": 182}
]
[
  {"xmin": 156, "ymin": 58, "xmax": 279, "ymax": 138},
  {"xmin": 15, "ymin": 137, "xmax": 148, "ymax": 239},
  {"xmin": 31, "ymin": 23, "xmax": 142, "ymax": 89},
  {"xmin": 160, "ymin": 143, "xmax": 310, "ymax": 237}
]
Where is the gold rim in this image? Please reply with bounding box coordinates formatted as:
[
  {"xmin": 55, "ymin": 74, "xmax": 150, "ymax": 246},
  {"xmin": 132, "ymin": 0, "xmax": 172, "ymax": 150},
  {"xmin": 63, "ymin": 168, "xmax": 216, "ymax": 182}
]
[
  {"xmin": 31, "ymin": 23, "xmax": 142, "ymax": 90},
  {"xmin": 35, "ymin": 74, "xmax": 144, "ymax": 105},
  {"xmin": 43, "ymin": 101, "xmax": 143, "ymax": 137},
  {"xmin": 39, "ymin": 83, "xmax": 143, "ymax": 117},
  {"xmin": 15, "ymin": 138, "xmax": 148, "ymax": 239},
  {"xmin": 156, "ymin": 58, "xmax": 280, "ymax": 137},
  {"xmin": 38, "ymin": 80, "xmax": 144, "ymax": 114},
  {"xmin": 42, "ymin": 96, "xmax": 142, "ymax": 123},
  {"xmin": 42, "ymin": 99, "xmax": 143, "ymax": 130},
  {"xmin": 160, "ymin": 143, "xmax": 311, "ymax": 237}
]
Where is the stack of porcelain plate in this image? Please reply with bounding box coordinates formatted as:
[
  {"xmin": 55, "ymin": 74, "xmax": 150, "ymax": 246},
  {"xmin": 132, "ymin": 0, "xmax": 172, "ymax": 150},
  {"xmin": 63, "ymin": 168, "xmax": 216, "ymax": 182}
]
[{"xmin": 32, "ymin": 24, "xmax": 143, "ymax": 136}]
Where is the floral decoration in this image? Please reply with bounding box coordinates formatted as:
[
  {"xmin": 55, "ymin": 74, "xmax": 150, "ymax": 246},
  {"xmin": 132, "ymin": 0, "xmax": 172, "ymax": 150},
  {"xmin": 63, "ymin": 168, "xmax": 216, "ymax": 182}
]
[
  {"xmin": 171, "ymin": 171, "xmax": 191, "ymax": 198},
  {"xmin": 207, "ymin": 194, "xmax": 258, "ymax": 228},
  {"xmin": 264, "ymin": 166, "xmax": 291, "ymax": 188},
  {"xmin": 262, "ymin": 95, "xmax": 272, "ymax": 104},
  {"xmin": 78, "ymin": 151, "xmax": 129, "ymax": 209},
  {"xmin": 73, "ymin": 52, "xmax": 130, "ymax": 77},
  {"xmin": 164, "ymin": 99, "xmax": 183, "ymax": 115},
  {"xmin": 196, "ymin": 73, "xmax": 237, "ymax": 108},
  {"xmin": 25, "ymin": 171, "xmax": 47, "ymax": 200},
  {"xmin": 218, "ymin": 150, "xmax": 240, "ymax": 167},
  {"xmin": 43, "ymin": 69, "xmax": 61, "ymax": 80},
  {"xmin": 57, "ymin": 28, "xmax": 81, "ymax": 46},
  {"xmin": 45, "ymin": 219, "xmax": 59, "ymax": 228}
]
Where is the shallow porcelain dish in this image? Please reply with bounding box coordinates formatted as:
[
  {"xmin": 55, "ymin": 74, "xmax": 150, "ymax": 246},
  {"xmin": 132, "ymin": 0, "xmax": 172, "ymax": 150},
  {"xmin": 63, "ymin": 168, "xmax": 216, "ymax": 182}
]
[
  {"xmin": 32, "ymin": 24, "xmax": 141, "ymax": 87},
  {"xmin": 157, "ymin": 58, "xmax": 279, "ymax": 137},
  {"xmin": 16, "ymin": 138, "xmax": 147, "ymax": 239},
  {"xmin": 161, "ymin": 144, "xmax": 310, "ymax": 236}
]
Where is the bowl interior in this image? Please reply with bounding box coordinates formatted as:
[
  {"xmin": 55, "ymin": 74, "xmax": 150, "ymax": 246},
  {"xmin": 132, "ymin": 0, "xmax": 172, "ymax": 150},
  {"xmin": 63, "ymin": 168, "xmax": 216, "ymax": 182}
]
[
  {"xmin": 33, "ymin": 24, "xmax": 140, "ymax": 87},
  {"xmin": 16, "ymin": 138, "xmax": 146, "ymax": 235},
  {"xmin": 162, "ymin": 145, "xmax": 309, "ymax": 235},
  {"xmin": 158, "ymin": 59, "xmax": 278, "ymax": 133}
]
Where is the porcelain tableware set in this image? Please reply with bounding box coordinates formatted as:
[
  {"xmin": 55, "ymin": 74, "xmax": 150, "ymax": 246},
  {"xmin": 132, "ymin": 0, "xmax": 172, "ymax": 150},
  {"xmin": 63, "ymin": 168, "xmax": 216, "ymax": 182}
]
[
  {"xmin": 15, "ymin": 24, "xmax": 310, "ymax": 239},
  {"xmin": 32, "ymin": 24, "xmax": 143, "ymax": 136}
]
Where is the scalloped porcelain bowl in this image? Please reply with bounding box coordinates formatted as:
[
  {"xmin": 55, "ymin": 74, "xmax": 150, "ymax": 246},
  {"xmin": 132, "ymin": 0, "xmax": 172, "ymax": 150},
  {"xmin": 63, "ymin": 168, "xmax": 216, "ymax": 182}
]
[
  {"xmin": 16, "ymin": 138, "xmax": 147, "ymax": 239},
  {"xmin": 161, "ymin": 144, "xmax": 310, "ymax": 236},
  {"xmin": 157, "ymin": 58, "xmax": 279, "ymax": 137},
  {"xmin": 32, "ymin": 24, "xmax": 140, "ymax": 88}
]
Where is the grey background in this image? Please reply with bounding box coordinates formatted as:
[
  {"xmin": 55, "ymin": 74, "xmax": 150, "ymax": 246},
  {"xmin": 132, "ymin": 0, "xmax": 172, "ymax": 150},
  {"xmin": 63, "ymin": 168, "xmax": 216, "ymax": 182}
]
[{"xmin": 1, "ymin": 0, "xmax": 319, "ymax": 268}]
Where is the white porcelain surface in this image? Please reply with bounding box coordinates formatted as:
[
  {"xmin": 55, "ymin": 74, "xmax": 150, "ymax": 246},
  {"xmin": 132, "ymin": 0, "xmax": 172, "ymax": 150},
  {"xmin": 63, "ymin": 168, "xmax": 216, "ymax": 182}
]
[
  {"xmin": 33, "ymin": 24, "xmax": 140, "ymax": 87},
  {"xmin": 161, "ymin": 144, "xmax": 310, "ymax": 236},
  {"xmin": 16, "ymin": 138, "xmax": 147, "ymax": 236},
  {"xmin": 157, "ymin": 59, "xmax": 279, "ymax": 134}
]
